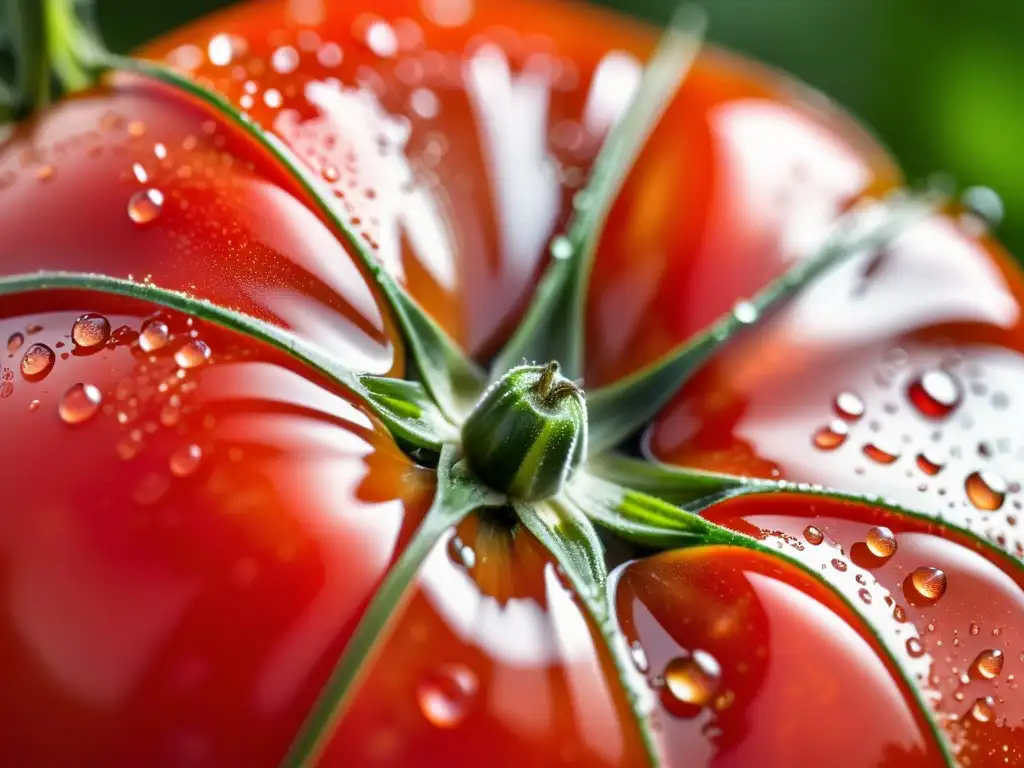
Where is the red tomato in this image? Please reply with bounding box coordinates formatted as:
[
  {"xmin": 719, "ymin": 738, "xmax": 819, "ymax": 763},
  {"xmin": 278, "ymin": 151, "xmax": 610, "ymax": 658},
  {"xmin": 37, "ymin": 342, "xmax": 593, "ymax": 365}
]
[{"xmin": 0, "ymin": 0, "xmax": 1020, "ymax": 766}]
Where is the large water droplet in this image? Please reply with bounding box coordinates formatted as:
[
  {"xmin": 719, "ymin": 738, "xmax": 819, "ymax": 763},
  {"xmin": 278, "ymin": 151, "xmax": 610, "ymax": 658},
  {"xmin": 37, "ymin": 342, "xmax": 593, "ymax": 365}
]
[
  {"xmin": 965, "ymin": 470, "xmax": 1006, "ymax": 511},
  {"xmin": 170, "ymin": 444, "xmax": 203, "ymax": 477},
  {"xmin": 916, "ymin": 450, "xmax": 945, "ymax": 476},
  {"xmin": 59, "ymin": 383, "xmax": 103, "ymax": 424},
  {"xmin": 71, "ymin": 313, "xmax": 111, "ymax": 349},
  {"xmin": 174, "ymin": 339, "xmax": 211, "ymax": 369},
  {"xmin": 834, "ymin": 391, "xmax": 865, "ymax": 421},
  {"xmin": 128, "ymin": 188, "xmax": 164, "ymax": 224},
  {"xmin": 663, "ymin": 651, "xmax": 721, "ymax": 713},
  {"xmin": 139, "ymin": 319, "xmax": 170, "ymax": 352},
  {"xmin": 20, "ymin": 343, "xmax": 55, "ymax": 380},
  {"xmin": 863, "ymin": 438, "xmax": 900, "ymax": 464},
  {"xmin": 6, "ymin": 332, "xmax": 24, "ymax": 354},
  {"xmin": 971, "ymin": 696, "xmax": 996, "ymax": 723},
  {"xmin": 813, "ymin": 420, "xmax": 848, "ymax": 450},
  {"xmin": 910, "ymin": 566, "xmax": 947, "ymax": 601},
  {"xmin": 907, "ymin": 370, "xmax": 961, "ymax": 418},
  {"xmin": 905, "ymin": 637, "xmax": 925, "ymax": 658},
  {"xmin": 803, "ymin": 526, "xmax": 825, "ymax": 545},
  {"xmin": 416, "ymin": 665, "xmax": 478, "ymax": 729},
  {"xmin": 865, "ymin": 526, "xmax": 897, "ymax": 559},
  {"xmin": 972, "ymin": 649, "xmax": 1004, "ymax": 680}
]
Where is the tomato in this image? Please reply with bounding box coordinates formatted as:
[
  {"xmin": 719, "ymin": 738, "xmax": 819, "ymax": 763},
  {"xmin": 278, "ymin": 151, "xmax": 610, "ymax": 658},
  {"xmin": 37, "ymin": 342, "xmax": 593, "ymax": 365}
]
[{"xmin": 0, "ymin": 0, "xmax": 1020, "ymax": 766}]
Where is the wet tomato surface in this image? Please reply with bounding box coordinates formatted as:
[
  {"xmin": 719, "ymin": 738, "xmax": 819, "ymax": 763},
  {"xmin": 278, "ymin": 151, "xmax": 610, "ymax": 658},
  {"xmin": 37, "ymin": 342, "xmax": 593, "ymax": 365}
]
[{"xmin": 0, "ymin": 0, "xmax": 1021, "ymax": 766}]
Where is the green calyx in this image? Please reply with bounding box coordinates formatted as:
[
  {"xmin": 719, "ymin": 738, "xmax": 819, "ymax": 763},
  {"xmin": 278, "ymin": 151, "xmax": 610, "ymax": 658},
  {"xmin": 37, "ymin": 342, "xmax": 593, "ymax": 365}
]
[{"xmin": 461, "ymin": 362, "xmax": 587, "ymax": 501}]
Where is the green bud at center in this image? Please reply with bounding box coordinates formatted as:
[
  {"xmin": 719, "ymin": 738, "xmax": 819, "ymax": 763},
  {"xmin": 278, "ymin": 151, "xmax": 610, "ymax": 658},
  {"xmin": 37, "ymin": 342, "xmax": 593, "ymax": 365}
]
[{"xmin": 461, "ymin": 362, "xmax": 587, "ymax": 501}]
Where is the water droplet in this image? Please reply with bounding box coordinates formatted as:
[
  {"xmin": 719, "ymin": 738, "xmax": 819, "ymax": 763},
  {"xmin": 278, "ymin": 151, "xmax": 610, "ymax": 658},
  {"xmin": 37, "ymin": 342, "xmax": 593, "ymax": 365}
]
[
  {"xmin": 972, "ymin": 649, "xmax": 1004, "ymax": 680},
  {"xmin": 732, "ymin": 300, "xmax": 758, "ymax": 324},
  {"xmin": 831, "ymin": 558, "xmax": 848, "ymax": 572},
  {"xmin": 271, "ymin": 45, "xmax": 300, "ymax": 74},
  {"xmin": 971, "ymin": 696, "xmax": 996, "ymax": 723},
  {"xmin": 906, "ymin": 637, "xmax": 925, "ymax": 658},
  {"xmin": 630, "ymin": 641, "xmax": 649, "ymax": 673},
  {"xmin": 71, "ymin": 313, "xmax": 110, "ymax": 348},
  {"xmin": 20, "ymin": 343, "xmax": 55, "ymax": 380},
  {"xmin": 28, "ymin": 399, "xmax": 40, "ymax": 412},
  {"xmin": 36, "ymin": 165, "xmax": 55, "ymax": 182},
  {"xmin": 961, "ymin": 186, "xmax": 1004, "ymax": 229},
  {"xmin": 128, "ymin": 188, "xmax": 164, "ymax": 224},
  {"xmin": 803, "ymin": 526, "xmax": 825, "ymax": 545},
  {"xmin": 139, "ymin": 319, "xmax": 170, "ymax": 352},
  {"xmin": 834, "ymin": 391, "xmax": 865, "ymax": 421},
  {"xmin": 907, "ymin": 370, "xmax": 961, "ymax": 418},
  {"xmin": 858, "ymin": 588, "xmax": 873, "ymax": 604},
  {"xmin": 7, "ymin": 332, "xmax": 24, "ymax": 354},
  {"xmin": 174, "ymin": 339, "xmax": 211, "ymax": 369},
  {"xmin": 865, "ymin": 526, "xmax": 897, "ymax": 559},
  {"xmin": 170, "ymin": 444, "xmax": 203, "ymax": 477},
  {"xmin": 813, "ymin": 420, "xmax": 848, "ymax": 450},
  {"xmin": 916, "ymin": 450, "xmax": 945, "ymax": 476},
  {"xmin": 58, "ymin": 383, "xmax": 102, "ymax": 424},
  {"xmin": 416, "ymin": 664, "xmax": 478, "ymax": 729},
  {"xmin": 550, "ymin": 235, "xmax": 573, "ymax": 260},
  {"xmin": 863, "ymin": 439, "xmax": 900, "ymax": 464},
  {"xmin": 893, "ymin": 605, "xmax": 907, "ymax": 623},
  {"xmin": 663, "ymin": 651, "xmax": 721, "ymax": 711},
  {"xmin": 970, "ymin": 622, "xmax": 980, "ymax": 636},
  {"xmin": 910, "ymin": 566, "xmax": 947, "ymax": 601},
  {"xmin": 965, "ymin": 470, "xmax": 1006, "ymax": 511}
]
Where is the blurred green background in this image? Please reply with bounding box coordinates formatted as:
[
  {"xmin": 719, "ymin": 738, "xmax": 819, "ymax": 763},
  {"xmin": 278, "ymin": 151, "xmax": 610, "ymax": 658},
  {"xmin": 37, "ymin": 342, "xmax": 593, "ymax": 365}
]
[{"xmin": 94, "ymin": 0, "xmax": 1024, "ymax": 257}]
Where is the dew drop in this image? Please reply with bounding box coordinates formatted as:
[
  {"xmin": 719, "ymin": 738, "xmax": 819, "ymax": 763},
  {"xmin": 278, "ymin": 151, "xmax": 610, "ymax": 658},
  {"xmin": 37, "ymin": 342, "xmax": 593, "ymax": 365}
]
[
  {"xmin": 174, "ymin": 339, "xmax": 211, "ymax": 369},
  {"xmin": 663, "ymin": 651, "xmax": 721, "ymax": 711},
  {"xmin": 416, "ymin": 664, "xmax": 478, "ymax": 729},
  {"xmin": 910, "ymin": 566, "xmax": 947, "ymax": 601},
  {"xmin": 139, "ymin": 320, "xmax": 170, "ymax": 352},
  {"xmin": 550, "ymin": 235, "xmax": 573, "ymax": 260},
  {"xmin": 630, "ymin": 640, "xmax": 649, "ymax": 673},
  {"xmin": 863, "ymin": 439, "xmax": 900, "ymax": 464},
  {"xmin": 907, "ymin": 370, "xmax": 961, "ymax": 418},
  {"xmin": 803, "ymin": 526, "xmax": 825, "ymax": 545},
  {"xmin": 831, "ymin": 558, "xmax": 848, "ymax": 572},
  {"xmin": 965, "ymin": 470, "xmax": 1006, "ymax": 511},
  {"xmin": 865, "ymin": 526, "xmax": 898, "ymax": 559},
  {"xmin": 972, "ymin": 649, "xmax": 1004, "ymax": 680},
  {"xmin": 71, "ymin": 313, "xmax": 111, "ymax": 349},
  {"xmin": 858, "ymin": 588, "xmax": 873, "ymax": 604},
  {"xmin": 170, "ymin": 444, "xmax": 203, "ymax": 477},
  {"xmin": 58, "ymin": 383, "xmax": 103, "ymax": 424},
  {"xmin": 6, "ymin": 332, "xmax": 24, "ymax": 354},
  {"xmin": 906, "ymin": 637, "xmax": 925, "ymax": 658},
  {"xmin": 962, "ymin": 186, "xmax": 1004, "ymax": 229},
  {"xmin": 834, "ymin": 391, "xmax": 865, "ymax": 421},
  {"xmin": 28, "ymin": 399, "xmax": 40, "ymax": 412},
  {"xmin": 893, "ymin": 605, "xmax": 907, "ymax": 623},
  {"xmin": 732, "ymin": 300, "xmax": 758, "ymax": 324},
  {"xmin": 971, "ymin": 696, "xmax": 996, "ymax": 723},
  {"xmin": 813, "ymin": 420, "xmax": 848, "ymax": 450},
  {"xmin": 128, "ymin": 188, "xmax": 164, "ymax": 224},
  {"xmin": 20, "ymin": 343, "xmax": 55, "ymax": 380},
  {"xmin": 916, "ymin": 450, "xmax": 945, "ymax": 476}
]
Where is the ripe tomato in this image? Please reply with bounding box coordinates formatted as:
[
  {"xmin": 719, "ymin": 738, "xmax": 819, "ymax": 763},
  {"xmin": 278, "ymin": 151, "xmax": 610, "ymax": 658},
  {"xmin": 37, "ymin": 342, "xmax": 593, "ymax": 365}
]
[{"xmin": 0, "ymin": 0, "xmax": 1020, "ymax": 766}]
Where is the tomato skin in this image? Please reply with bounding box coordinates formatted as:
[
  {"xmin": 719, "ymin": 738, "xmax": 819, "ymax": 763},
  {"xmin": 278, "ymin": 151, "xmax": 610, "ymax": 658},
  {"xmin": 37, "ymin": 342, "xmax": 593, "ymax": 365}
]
[
  {"xmin": 0, "ymin": 293, "xmax": 433, "ymax": 766},
  {"xmin": 614, "ymin": 544, "xmax": 945, "ymax": 768},
  {"xmin": 0, "ymin": 0, "xmax": 1021, "ymax": 764}
]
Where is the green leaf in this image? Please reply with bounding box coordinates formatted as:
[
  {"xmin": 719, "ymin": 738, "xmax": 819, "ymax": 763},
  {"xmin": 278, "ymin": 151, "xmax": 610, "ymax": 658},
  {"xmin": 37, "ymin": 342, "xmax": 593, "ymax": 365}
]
[
  {"xmin": 514, "ymin": 500, "xmax": 664, "ymax": 767},
  {"xmin": 491, "ymin": 5, "xmax": 706, "ymax": 382},
  {"xmin": 587, "ymin": 192, "xmax": 941, "ymax": 454},
  {"xmin": 0, "ymin": 270, "xmax": 455, "ymax": 452},
  {"xmin": 284, "ymin": 444, "xmax": 505, "ymax": 767},
  {"xmin": 565, "ymin": 470, "xmax": 715, "ymax": 548}
]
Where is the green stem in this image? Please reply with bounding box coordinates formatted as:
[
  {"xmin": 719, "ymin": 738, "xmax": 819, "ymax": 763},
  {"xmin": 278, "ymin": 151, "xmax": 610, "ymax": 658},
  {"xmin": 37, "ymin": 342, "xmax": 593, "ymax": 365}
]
[
  {"xmin": 586, "ymin": 192, "xmax": 940, "ymax": 453},
  {"xmin": 283, "ymin": 446, "xmax": 504, "ymax": 767},
  {"xmin": 491, "ymin": 5, "xmax": 706, "ymax": 382},
  {"xmin": 0, "ymin": 270, "xmax": 455, "ymax": 451}
]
